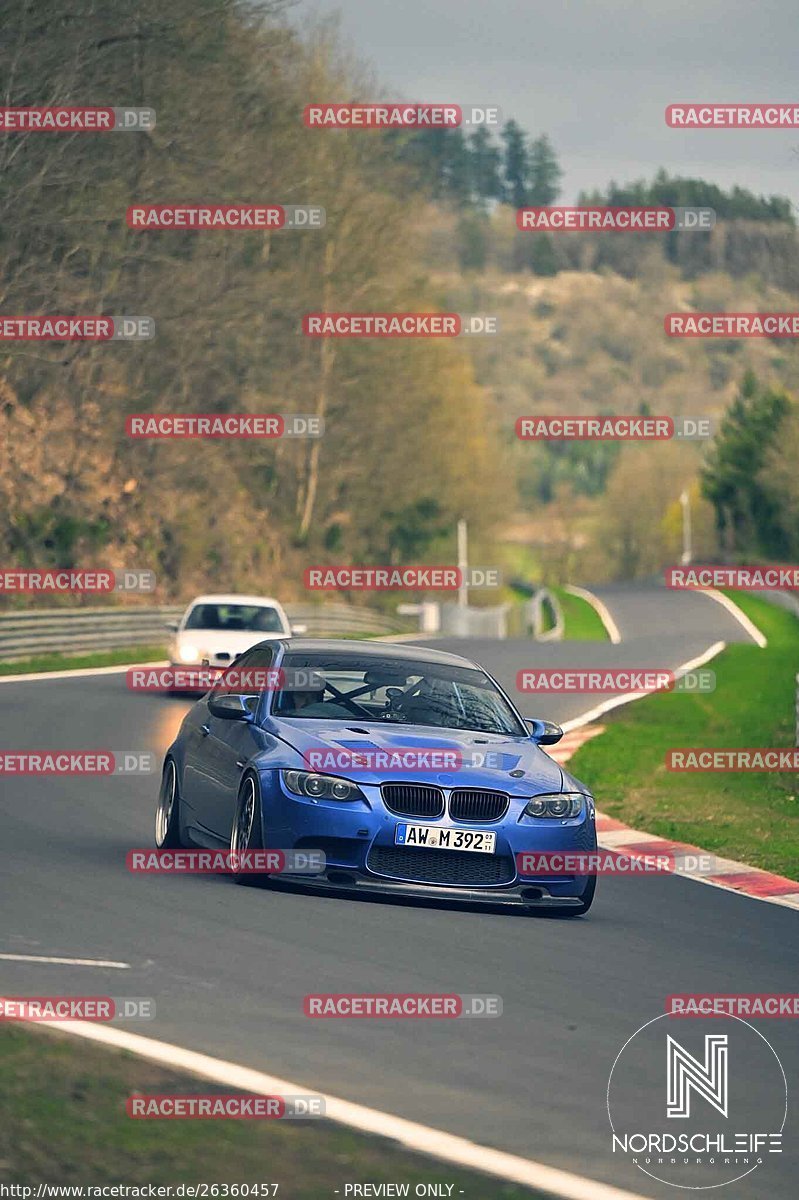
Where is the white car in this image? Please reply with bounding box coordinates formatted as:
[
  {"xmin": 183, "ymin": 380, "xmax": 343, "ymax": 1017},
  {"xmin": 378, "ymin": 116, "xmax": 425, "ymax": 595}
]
[{"xmin": 166, "ymin": 594, "xmax": 306, "ymax": 669}]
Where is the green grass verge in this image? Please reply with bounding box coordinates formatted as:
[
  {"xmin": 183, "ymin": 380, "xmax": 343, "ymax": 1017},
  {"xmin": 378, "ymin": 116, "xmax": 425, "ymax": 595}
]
[
  {"xmin": 0, "ymin": 1025, "xmax": 544, "ymax": 1197},
  {"xmin": 551, "ymin": 587, "xmax": 609, "ymax": 641},
  {"xmin": 568, "ymin": 591, "xmax": 799, "ymax": 878},
  {"xmin": 0, "ymin": 646, "xmax": 167, "ymax": 676}
]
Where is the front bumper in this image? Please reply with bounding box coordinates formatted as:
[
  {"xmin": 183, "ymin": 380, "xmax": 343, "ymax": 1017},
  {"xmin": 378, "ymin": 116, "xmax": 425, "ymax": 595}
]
[{"xmin": 260, "ymin": 774, "xmax": 597, "ymax": 904}]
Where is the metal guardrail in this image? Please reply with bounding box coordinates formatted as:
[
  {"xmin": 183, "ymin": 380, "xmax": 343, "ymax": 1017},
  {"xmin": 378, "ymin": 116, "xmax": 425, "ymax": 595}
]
[
  {"xmin": 503, "ymin": 590, "xmax": 564, "ymax": 641},
  {"xmin": 0, "ymin": 606, "xmax": 184, "ymax": 661},
  {"xmin": 286, "ymin": 604, "xmax": 410, "ymax": 638},
  {"xmin": 0, "ymin": 603, "xmax": 411, "ymax": 662},
  {"xmin": 528, "ymin": 589, "xmax": 564, "ymax": 642}
]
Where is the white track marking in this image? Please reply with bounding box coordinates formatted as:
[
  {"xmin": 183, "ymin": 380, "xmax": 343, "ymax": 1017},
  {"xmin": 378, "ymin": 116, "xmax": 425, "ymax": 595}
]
[
  {"xmin": 564, "ymin": 585, "xmax": 622, "ymax": 644},
  {"xmin": 701, "ymin": 588, "xmax": 768, "ymax": 647},
  {"xmin": 16, "ymin": 1015, "xmax": 649, "ymax": 1200},
  {"xmin": 0, "ymin": 953, "xmax": 130, "ymax": 968},
  {"xmin": 0, "ymin": 660, "xmax": 168, "ymax": 684},
  {"xmin": 561, "ymin": 640, "xmax": 725, "ymax": 732}
]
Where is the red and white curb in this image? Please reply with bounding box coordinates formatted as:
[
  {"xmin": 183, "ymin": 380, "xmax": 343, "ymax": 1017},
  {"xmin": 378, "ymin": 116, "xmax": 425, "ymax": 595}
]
[
  {"xmin": 595, "ymin": 815, "xmax": 799, "ymax": 911},
  {"xmin": 551, "ymin": 726, "xmax": 799, "ymax": 913},
  {"xmin": 549, "ymin": 725, "xmax": 606, "ymax": 763}
]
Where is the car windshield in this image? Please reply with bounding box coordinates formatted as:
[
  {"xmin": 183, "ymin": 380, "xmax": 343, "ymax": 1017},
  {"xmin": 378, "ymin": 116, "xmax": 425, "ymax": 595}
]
[
  {"xmin": 184, "ymin": 603, "xmax": 284, "ymax": 633},
  {"xmin": 273, "ymin": 651, "xmax": 526, "ymax": 736}
]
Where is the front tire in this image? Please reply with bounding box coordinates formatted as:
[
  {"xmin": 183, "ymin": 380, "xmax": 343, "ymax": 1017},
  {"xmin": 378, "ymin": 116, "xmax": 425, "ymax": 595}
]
[
  {"xmin": 544, "ymin": 875, "xmax": 597, "ymax": 918},
  {"xmin": 230, "ymin": 774, "xmax": 270, "ymax": 887},
  {"xmin": 155, "ymin": 758, "xmax": 184, "ymax": 848}
]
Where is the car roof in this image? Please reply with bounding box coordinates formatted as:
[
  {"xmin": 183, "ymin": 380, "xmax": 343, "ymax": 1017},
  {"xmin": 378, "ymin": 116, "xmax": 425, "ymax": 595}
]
[
  {"xmin": 183, "ymin": 594, "xmax": 285, "ymax": 608},
  {"xmin": 273, "ymin": 638, "xmax": 481, "ymax": 669}
]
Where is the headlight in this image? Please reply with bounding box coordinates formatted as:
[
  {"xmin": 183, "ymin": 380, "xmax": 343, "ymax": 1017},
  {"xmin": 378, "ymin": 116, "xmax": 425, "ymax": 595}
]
[
  {"xmin": 177, "ymin": 643, "xmax": 199, "ymax": 663},
  {"xmin": 523, "ymin": 793, "xmax": 585, "ymax": 819},
  {"xmin": 281, "ymin": 769, "xmax": 364, "ymax": 802}
]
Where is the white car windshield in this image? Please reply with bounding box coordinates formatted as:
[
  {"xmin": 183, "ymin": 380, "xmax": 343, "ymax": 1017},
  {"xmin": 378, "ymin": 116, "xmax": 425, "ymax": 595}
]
[{"xmin": 184, "ymin": 604, "xmax": 284, "ymax": 633}]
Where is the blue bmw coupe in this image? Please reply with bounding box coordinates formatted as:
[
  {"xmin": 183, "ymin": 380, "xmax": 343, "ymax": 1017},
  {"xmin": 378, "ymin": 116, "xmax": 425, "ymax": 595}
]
[{"xmin": 156, "ymin": 639, "xmax": 597, "ymax": 915}]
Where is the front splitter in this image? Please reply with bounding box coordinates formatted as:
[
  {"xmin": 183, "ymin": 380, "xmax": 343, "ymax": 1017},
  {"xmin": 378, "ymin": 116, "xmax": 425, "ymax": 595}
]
[{"xmin": 275, "ymin": 871, "xmax": 584, "ymax": 907}]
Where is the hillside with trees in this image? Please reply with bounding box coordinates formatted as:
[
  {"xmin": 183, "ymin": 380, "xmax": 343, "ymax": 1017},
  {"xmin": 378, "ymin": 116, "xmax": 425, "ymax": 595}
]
[{"xmin": 2, "ymin": 0, "xmax": 798, "ymax": 602}]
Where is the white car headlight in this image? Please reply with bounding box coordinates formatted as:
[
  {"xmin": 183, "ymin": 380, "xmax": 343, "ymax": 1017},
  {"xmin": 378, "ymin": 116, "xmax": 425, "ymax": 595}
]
[{"xmin": 177, "ymin": 643, "xmax": 200, "ymax": 663}]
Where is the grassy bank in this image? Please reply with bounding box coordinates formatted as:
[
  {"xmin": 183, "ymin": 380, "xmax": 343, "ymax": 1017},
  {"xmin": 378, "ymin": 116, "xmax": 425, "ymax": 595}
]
[
  {"xmin": 552, "ymin": 587, "xmax": 609, "ymax": 641},
  {"xmin": 0, "ymin": 646, "xmax": 167, "ymax": 676},
  {"xmin": 0, "ymin": 1025, "xmax": 543, "ymax": 1197},
  {"xmin": 568, "ymin": 592, "xmax": 799, "ymax": 878}
]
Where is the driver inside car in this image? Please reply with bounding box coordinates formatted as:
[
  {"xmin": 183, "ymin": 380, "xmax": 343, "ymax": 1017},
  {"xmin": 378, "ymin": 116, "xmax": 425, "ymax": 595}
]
[
  {"xmin": 278, "ymin": 685, "xmax": 352, "ymax": 718},
  {"xmin": 395, "ymin": 677, "xmax": 462, "ymax": 727}
]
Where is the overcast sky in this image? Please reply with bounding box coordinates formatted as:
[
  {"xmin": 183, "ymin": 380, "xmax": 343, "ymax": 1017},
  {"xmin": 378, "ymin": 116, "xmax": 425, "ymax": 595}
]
[{"xmin": 297, "ymin": 0, "xmax": 798, "ymax": 205}]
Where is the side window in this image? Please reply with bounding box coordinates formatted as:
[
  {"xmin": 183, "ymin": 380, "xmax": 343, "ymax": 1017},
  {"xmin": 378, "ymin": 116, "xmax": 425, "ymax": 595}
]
[{"xmin": 213, "ymin": 645, "xmax": 276, "ymax": 712}]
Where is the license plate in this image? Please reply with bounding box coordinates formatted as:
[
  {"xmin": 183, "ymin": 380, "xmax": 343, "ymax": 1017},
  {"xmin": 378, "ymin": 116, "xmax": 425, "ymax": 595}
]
[{"xmin": 394, "ymin": 824, "xmax": 496, "ymax": 853}]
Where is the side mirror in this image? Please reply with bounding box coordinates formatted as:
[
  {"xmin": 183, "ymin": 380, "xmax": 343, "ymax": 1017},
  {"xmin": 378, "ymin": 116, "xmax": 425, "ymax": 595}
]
[
  {"xmin": 165, "ymin": 620, "xmax": 179, "ymax": 633},
  {"xmin": 290, "ymin": 623, "xmax": 308, "ymax": 636},
  {"xmin": 525, "ymin": 718, "xmax": 564, "ymax": 746},
  {"xmin": 208, "ymin": 693, "xmax": 255, "ymax": 721}
]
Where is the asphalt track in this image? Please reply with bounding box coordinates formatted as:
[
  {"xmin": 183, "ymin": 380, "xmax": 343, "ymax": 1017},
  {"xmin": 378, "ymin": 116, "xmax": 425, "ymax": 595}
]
[{"xmin": 2, "ymin": 584, "xmax": 797, "ymax": 1199}]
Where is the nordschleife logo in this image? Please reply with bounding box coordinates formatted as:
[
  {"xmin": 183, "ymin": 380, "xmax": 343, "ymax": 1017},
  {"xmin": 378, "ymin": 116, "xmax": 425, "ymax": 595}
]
[{"xmin": 607, "ymin": 1014, "xmax": 786, "ymax": 1189}]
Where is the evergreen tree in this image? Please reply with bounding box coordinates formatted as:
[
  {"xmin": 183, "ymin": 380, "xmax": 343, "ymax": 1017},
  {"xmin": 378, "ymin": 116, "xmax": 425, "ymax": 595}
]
[
  {"xmin": 468, "ymin": 127, "xmax": 502, "ymax": 207},
  {"xmin": 527, "ymin": 134, "xmax": 562, "ymax": 205},
  {"xmin": 501, "ymin": 119, "xmax": 529, "ymax": 207},
  {"xmin": 701, "ymin": 371, "xmax": 791, "ymax": 556}
]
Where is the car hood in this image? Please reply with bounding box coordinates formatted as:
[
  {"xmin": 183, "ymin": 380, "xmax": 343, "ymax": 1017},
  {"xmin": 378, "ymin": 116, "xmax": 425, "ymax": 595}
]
[{"xmin": 266, "ymin": 719, "xmax": 565, "ymax": 795}]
